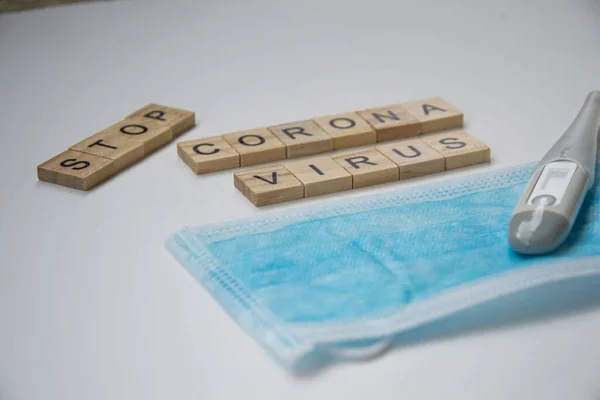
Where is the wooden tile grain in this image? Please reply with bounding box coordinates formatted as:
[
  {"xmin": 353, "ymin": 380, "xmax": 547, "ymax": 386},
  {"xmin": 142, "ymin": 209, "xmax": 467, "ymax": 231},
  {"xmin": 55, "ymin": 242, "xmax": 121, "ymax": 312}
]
[
  {"xmin": 333, "ymin": 149, "xmax": 399, "ymax": 188},
  {"xmin": 223, "ymin": 127, "xmax": 286, "ymax": 166},
  {"xmin": 101, "ymin": 117, "xmax": 173, "ymax": 155},
  {"xmin": 70, "ymin": 130, "xmax": 144, "ymax": 172},
  {"xmin": 234, "ymin": 165, "xmax": 304, "ymax": 206},
  {"xmin": 126, "ymin": 104, "xmax": 195, "ymax": 137},
  {"xmin": 178, "ymin": 136, "xmax": 240, "ymax": 174},
  {"xmin": 313, "ymin": 112, "xmax": 376, "ymax": 150},
  {"xmin": 358, "ymin": 105, "xmax": 421, "ymax": 142},
  {"xmin": 284, "ymin": 156, "xmax": 352, "ymax": 197},
  {"xmin": 401, "ymin": 97, "xmax": 463, "ymax": 133},
  {"xmin": 268, "ymin": 120, "xmax": 333, "ymax": 158},
  {"xmin": 421, "ymin": 130, "xmax": 490, "ymax": 169},
  {"xmin": 37, "ymin": 149, "xmax": 115, "ymax": 191},
  {"xmin": 377, "ymin": 138, "xmax": 445, "ymax": 179}
]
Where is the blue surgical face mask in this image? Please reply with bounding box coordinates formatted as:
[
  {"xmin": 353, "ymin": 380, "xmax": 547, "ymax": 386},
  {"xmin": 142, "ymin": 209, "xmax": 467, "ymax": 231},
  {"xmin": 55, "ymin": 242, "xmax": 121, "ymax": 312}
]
[{"xmin": 167, "ymin": 162, "xmax": 600, "ymax": 371}]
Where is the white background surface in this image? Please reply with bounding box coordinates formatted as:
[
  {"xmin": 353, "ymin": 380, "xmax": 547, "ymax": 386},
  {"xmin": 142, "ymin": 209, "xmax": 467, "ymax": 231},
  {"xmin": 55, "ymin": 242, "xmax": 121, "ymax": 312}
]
[{"xmin": 2, "ymin": 0, "xmax": 600, "ymax": 399}]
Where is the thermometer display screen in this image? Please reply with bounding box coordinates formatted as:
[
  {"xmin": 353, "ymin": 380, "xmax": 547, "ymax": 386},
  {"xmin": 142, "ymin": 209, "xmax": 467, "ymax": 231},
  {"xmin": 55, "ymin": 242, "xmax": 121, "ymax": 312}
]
[{"xmin": 527, "ymin": 161, "xmax": 578, "ymax": 206}]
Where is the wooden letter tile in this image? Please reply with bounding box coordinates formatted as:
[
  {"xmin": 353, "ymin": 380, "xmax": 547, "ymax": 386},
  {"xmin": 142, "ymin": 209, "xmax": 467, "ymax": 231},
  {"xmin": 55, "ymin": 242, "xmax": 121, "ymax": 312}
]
[
  {"xmin": 37, "ymin": 149, "xmax": 115, "ymax": 191},
  {"xmin": 126, "ymin": 104, "xmax": 195, "ymax": 137},
  {"xmin": 401, "ymin": 97, "xmax": 463, "ymax": 133},
  {"xmin": 284, "ymin": 156, "xmax": 352, "ymax": 197},
  {"xmin": 421, "ymin": 130, "xmax": 490, "ymax": 169},
  {"xmin": 377, "ymin": 138, "xmax": 445, "ymax": 180},
  {"xmin": 268, "ymin": 120, "xmax": 333, "ymax": 159},
  {"xmin": 223, "ymin": 127, "xmax": 286, "ymax": 166},
  {"xmin": 178, "ymin": 136, "xmax": 240, "ymax": 174},
  {"xmin": 92, "ymin": 117, "xmax": 173, "ymax": 155},
  {"xmin": 313, "ymin": 112, "xmax": 376, "ymax": 150},
  {"xmin": 333, "ymin": 149, "xmax": 399, "ymax": 188},
  {"xmin": 70, "ymin": 130, "xmax": 144, "ymax": 172},
  {"xmin": 234, "ymin": 165, "xmax": 304, "ymax": 206},
  {"xmin": 357, "ymin": 105, "xmax": 421, "ymax": 142}
]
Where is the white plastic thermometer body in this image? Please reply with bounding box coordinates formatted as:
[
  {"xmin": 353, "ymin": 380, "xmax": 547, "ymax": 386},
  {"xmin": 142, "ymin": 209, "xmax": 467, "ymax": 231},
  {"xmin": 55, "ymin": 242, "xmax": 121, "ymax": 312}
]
[{"xmin": 508, "ymin": 91, "xmax": 600, "ymax": 255}]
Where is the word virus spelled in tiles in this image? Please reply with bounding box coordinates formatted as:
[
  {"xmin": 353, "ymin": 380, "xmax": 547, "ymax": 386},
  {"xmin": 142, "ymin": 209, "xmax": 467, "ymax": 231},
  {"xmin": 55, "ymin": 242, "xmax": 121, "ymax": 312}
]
[{"xmin": 236, "ymin": 130, "xmax": 490, "ymax": 206}]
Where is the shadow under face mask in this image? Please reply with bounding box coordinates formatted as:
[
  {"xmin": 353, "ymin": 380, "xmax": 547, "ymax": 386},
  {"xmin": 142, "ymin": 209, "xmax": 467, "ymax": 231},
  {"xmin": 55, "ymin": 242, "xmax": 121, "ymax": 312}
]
[{"xmin": 167, "ymin": 162, "xmax": 600, "ymax": 371}]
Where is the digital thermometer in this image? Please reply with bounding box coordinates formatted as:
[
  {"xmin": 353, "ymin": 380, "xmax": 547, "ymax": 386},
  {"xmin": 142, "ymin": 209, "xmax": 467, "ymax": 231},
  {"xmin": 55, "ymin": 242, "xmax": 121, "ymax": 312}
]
[{"xmin": 508, "ymin": 91, "xmax": 600, "ymax": 255}]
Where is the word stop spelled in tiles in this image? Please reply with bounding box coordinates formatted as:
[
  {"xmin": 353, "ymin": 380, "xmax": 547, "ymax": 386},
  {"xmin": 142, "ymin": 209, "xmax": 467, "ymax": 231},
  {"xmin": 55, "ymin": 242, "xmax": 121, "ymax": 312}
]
[
  {"xmin": 38, "ymin": 104, "xmax": 195, "ymax": 190},
  {"xmin": 223, "ymin": 128, "xmax": 286, "ymax": 166},
  {"xmin": 377, "ymin": 138, "xmax": 445, "ymax": 180},
  {"xmin": 284, "ymin": 157, "xmax": 352, "ymax": 197},
  {"xmin": 234, "ymin": 165, "xmax": 304, "ymax": 206},
  {"xmin": 268, "ymin": 120, "xmax": 334, "ymax": 159},
  {"xmin": 178, "ymin": 136, "xmax": 240, "ymax": 174}
]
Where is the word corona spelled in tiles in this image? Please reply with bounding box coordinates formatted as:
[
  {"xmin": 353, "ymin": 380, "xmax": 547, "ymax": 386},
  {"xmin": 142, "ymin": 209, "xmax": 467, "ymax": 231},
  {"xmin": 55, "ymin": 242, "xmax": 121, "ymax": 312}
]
[
  {"xmin": 38, "ymin": 104, "xmax": 195, "ymax": 190},
  {"xmin": 178, "ymin": 96, "xmax": 463, "ymax": 175},
  {"xmin": 235, "ymin": 130, "xmax": 491, "ymax": 206}
]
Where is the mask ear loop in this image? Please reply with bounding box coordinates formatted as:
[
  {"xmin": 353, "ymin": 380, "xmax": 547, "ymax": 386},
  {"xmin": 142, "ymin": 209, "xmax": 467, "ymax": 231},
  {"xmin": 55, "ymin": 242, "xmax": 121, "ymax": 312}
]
[{"xmin": 324, "ymin": 338, "xmax": 393, "ymax": 361}]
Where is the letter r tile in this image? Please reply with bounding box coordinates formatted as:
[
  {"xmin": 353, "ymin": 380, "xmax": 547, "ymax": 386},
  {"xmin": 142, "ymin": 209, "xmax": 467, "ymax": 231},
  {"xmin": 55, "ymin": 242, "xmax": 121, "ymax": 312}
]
[
  {"xmin": 333, "ymin": 149, "xmax": 399, "ymax": 188},
  {"xmin": 268, "ymin": 120, "xmax": 333, "ymax": 159}
]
